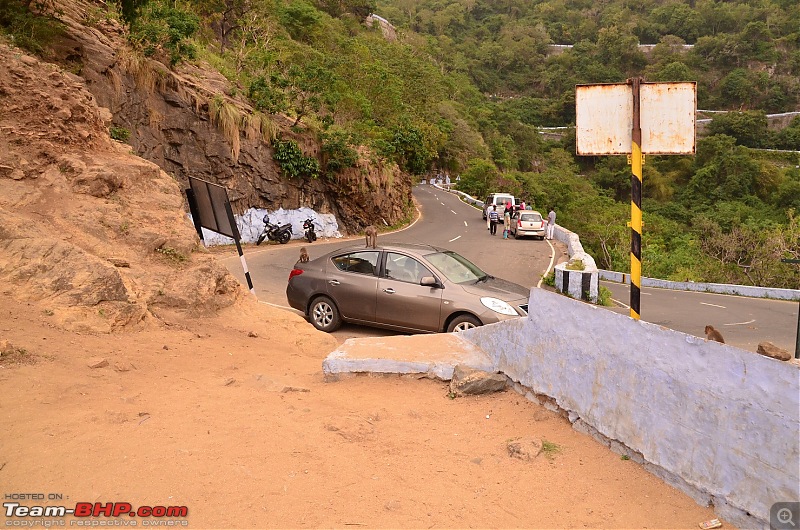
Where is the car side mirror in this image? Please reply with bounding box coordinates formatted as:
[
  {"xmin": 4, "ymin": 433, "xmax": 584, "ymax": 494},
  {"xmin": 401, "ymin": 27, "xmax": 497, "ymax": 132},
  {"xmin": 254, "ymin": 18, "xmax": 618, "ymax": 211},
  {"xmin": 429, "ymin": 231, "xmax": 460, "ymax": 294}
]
[{"xmin": 420, "ymin": 276, "xmax": 441, "ymax": 288}]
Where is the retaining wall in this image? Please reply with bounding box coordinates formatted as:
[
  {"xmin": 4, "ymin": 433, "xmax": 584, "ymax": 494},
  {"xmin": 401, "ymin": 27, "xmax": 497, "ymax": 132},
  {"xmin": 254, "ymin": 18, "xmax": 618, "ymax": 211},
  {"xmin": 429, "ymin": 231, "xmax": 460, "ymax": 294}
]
[{"xmin": 460, "ymin": 288, "xmax": 800, "ymax": 529}]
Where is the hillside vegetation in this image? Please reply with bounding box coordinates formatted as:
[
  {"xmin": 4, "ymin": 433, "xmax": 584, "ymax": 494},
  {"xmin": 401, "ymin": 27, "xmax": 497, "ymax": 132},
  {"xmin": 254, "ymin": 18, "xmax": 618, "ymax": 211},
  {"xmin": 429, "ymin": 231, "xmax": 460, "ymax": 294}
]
[{"xmin": 1, "ymin": 0, "xmax": 798, "ymax": 287}]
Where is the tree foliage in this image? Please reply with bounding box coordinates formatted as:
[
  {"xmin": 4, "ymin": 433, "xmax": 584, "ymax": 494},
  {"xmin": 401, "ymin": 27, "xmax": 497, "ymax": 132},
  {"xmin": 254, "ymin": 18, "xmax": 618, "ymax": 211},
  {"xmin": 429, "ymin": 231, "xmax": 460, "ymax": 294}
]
[{"xmin": 129, "ymin": 0, "xmax": 199, "ymax": 65}]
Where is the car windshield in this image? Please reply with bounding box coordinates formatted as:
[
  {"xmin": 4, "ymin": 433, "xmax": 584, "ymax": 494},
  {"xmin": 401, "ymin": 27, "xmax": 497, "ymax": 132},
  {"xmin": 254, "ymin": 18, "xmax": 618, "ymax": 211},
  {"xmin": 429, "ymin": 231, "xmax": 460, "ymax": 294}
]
[
  {"xmin": 520, "ymin": 213, "xmax": 542, "ymax": 222},
  {"xmin": 424, "ymin": 251, "xmax": 486, "ymax": 284}
]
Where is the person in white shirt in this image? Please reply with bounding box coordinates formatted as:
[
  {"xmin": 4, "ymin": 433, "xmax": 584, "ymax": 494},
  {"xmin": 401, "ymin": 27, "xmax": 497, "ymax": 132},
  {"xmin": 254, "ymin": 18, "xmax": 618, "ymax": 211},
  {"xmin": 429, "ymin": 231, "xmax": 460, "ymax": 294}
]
[{"xmin": 547, "ymin": 207, "xmax": 556, "ymax": 240}]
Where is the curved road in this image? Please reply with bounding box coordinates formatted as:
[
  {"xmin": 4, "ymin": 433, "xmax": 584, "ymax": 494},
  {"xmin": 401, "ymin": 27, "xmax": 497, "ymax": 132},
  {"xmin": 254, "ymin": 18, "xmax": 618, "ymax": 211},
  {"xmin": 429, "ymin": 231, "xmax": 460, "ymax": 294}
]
[
  {"xmin": 220, "ymin": 184, "xmax": 798, "ymax": 353},
  {"xmin": 600, "ymin": 281, "xmax": 797, "ymax": 353},
  {"xmin": 219, "ymin": 184, "xmax": 564, "ymax": 342}
]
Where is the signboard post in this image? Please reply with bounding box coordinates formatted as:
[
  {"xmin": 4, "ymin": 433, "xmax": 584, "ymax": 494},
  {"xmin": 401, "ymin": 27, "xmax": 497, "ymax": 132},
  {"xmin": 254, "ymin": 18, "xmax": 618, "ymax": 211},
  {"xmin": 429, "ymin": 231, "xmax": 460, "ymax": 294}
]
[
  {"xmin": 576, "ymin": 79, "xmax": 696, "ymax": 320},
  {"xmin": 185, "ymin": 177, "xmax": 256, "ymax": 295}
]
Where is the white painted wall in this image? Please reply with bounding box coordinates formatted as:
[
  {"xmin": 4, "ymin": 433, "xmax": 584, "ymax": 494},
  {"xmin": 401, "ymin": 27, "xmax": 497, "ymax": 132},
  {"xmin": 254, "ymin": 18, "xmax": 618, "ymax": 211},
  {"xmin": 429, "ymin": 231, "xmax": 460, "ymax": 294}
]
[
  {"xmin": 460, "ymin": 288, "xmax": 800, "ymax": 528},
  {"xmin": 191, "ymin": 207, "xmax": 342, "ymax": 245}
]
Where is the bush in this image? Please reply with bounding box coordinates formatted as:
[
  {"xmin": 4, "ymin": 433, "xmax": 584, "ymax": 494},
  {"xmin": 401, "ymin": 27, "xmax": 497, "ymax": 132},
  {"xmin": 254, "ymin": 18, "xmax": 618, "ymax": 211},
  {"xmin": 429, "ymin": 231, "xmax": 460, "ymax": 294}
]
[
  {"xmin": 128, "ymin": 0, "xmax": 198, "ymax": 66},
  {"xmin": 321, "ymin": 129, "xmax": 358, "ymax": 173},
  {"xmin": 597, "ymin": 285, "xmax": 614, "ymax": 306},
  {"xmin": 0, "ymin": 0, "xmax": 64, "ymax": 55},
  {"xmin": 109, "ymin": 126, "xmax": 131, "ymax": 142},
  {"xmin": 272, "ymin": 138, "xmax": 320, "ymax": 179}
]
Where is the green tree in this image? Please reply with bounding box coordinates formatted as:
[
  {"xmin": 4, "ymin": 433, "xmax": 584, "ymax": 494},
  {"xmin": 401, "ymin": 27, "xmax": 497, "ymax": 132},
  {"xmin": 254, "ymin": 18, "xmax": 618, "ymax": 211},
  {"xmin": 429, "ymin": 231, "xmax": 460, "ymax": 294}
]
[
  {"xmin": 383, "ymin": 117, "xmax": 443, "ymax": 175},
  {"xmin": 280, "ymin": 0, "xmax": 321, "ymax": 42},
  {"xmin": 707, "ymin": 111, "xmax": 769, "ymax": 148},
  {"xmin": 250, "ymin": 53, "xmax": 337, "ymax": 126},
  {"xmin": 455, "ymin": 158, "xmax": 499, "ymax": 199}
]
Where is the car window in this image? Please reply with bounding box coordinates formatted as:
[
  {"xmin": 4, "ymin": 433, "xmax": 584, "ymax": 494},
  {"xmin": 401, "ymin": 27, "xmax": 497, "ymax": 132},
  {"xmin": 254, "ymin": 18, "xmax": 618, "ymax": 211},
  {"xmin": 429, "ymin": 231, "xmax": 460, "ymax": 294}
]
[
  {"xmin": 520, "ymin": 213, "xmax": 542, "ymax": 222},
  {"xmin": 385, "ymin": 253, "xmax": 430, "ymax": 284},
  {"xmin": 424, "ymin": 251, "xmax": 484, "ymax": 284},
  {"xmin": 331, "ymin": 251, "xmax": 380, "ymax": 275}
]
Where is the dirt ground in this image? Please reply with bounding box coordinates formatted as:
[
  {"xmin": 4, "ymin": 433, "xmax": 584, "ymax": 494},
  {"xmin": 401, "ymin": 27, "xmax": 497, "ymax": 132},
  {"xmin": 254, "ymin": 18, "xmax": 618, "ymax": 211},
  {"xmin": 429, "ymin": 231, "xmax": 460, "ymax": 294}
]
[{"xmin": 0, "ymin": 289, "xmax": 730, "ymax": 529}]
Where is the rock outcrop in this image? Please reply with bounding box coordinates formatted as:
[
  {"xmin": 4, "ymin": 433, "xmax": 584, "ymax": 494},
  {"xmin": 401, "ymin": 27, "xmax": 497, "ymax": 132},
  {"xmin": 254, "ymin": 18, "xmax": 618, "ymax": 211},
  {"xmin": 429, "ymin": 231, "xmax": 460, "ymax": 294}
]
[{"xmin": 0, "ymin": 44, "xmax": 241, "ymax": 332}]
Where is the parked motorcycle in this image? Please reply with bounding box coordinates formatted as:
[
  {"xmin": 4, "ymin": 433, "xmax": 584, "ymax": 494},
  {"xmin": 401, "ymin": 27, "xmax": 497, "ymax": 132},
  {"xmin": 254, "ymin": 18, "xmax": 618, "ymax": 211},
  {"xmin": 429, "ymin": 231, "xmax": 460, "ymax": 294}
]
[
  {"xmin": 303, "ymin": 217, "xmax": 317, "ymax": 243},
  {"xmin": 256, "ymin": 215, "xmax": 292, "ymax": 245}
]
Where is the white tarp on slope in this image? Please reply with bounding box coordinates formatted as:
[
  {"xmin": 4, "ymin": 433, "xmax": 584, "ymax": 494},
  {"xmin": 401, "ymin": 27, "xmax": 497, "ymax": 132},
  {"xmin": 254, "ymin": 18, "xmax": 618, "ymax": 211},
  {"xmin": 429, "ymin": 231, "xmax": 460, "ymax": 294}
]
[{"xmin": 191, "ymin": 207, "xmax": 342, "ymax": 246}]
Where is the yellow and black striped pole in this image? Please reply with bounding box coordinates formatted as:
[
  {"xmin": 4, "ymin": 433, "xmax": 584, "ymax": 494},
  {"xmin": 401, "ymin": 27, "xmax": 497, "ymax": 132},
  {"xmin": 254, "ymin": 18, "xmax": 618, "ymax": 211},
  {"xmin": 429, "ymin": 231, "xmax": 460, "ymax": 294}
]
[{"xmin": 630, "ymin": 78, "xmax": 643, "ymax": 320}]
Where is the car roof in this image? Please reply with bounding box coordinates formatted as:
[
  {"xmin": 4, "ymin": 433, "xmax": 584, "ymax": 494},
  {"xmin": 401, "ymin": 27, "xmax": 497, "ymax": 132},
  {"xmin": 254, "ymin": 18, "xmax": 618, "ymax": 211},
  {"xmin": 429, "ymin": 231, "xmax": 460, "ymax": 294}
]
[{"xmin": 328, "ymin": 242, "xmax": 444, "ymax": 254}]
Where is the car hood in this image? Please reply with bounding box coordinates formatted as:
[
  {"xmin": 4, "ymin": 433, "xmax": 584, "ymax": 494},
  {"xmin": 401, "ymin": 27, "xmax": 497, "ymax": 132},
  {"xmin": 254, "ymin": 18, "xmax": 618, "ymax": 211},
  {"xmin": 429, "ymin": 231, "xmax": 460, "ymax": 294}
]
[{"xmin": 460, "ymin": 276, "xmax": 530, "ymax": 301}]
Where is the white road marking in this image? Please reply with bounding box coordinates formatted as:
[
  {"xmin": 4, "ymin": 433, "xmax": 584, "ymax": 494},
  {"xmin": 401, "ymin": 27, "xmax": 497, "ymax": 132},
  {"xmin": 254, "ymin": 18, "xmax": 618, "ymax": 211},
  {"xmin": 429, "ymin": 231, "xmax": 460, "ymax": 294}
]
[
  {"xmin": 724, "ymin": 319, "xmax": 755, "ymax": 326},
  {"xmin": 451, "ymin": 210, "xmax": 458, "ymax": 215},
  {"xmin": 611, "ymin": 298, "xmax": 630, "ymax": 309},
  {"xmin": 259, "ymin": 300, "xmax": 292, "ymax": 310},
  {"xmin": 464, "ymin": 221, "xmax": 468, "ymax": 227},
  {"xmin": 441, "ymin": 202, "xmax": 446, "ymax": 206},
  {"xmin": 449, "ymin": 235, "xmax": 461, "ymax": 242},
  {"xmin": 536, "ymin": 239, "xmax": 557, "ymax": 289},
  {"xmin": 700, "ymin": 302, "xmax": 726, "ymax": 309}
]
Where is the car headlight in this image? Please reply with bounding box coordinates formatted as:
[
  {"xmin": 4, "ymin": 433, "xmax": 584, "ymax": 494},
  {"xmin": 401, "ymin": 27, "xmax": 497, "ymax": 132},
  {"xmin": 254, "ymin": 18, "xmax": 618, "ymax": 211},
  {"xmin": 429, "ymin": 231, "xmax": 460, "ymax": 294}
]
[{"xmin": 480, "ymin": 297, "xmax": 518, "ymax": 316}]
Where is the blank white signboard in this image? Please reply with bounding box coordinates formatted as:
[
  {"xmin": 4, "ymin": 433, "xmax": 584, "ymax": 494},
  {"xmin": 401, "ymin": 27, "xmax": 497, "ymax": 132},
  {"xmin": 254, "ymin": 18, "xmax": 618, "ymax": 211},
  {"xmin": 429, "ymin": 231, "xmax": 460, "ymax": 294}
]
[{"xmin": 576, "ymin": 82, "xmax": 696, "ymax": 155}]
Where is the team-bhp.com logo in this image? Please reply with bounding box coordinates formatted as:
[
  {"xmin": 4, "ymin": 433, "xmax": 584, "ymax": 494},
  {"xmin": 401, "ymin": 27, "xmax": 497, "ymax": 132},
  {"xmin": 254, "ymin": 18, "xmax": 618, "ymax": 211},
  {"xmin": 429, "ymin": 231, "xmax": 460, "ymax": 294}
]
[{"xmin": 4, "ymin": 501, "xmax": 189, "ymax": 526}]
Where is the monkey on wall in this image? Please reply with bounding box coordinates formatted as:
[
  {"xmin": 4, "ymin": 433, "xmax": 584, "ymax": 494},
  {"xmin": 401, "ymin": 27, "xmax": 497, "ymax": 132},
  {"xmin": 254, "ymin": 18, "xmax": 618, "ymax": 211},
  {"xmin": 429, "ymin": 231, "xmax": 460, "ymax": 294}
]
[
  {"xmin": 364, "ymin": 225, "xmax": 378, "ymax": 249},
  {"xmin": 704, "ymin": 325, "xmax": 725, "ymax": 344}
]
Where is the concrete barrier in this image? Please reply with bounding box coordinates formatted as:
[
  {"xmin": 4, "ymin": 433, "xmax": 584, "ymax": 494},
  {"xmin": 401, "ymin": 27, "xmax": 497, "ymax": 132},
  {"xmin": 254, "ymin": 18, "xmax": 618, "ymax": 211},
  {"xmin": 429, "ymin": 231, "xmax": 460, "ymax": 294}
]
[
  {"xmin": 554, "ymin": 263, "xmax": 597, "ymax": 302},
  {"xmin": 550, "ymin": 225, "xmax": 598, "ymax": 301},
  {"xmin": 460, "ymin": 288, "xmax": 800, "ymax": 529}
]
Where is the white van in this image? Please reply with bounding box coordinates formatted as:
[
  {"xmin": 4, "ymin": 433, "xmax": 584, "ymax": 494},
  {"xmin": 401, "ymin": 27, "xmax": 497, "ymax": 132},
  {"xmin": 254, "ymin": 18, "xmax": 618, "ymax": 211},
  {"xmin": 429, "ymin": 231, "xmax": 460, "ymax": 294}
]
[{"xmin": 482, "ymin": 193, "xmax": 519, "ymax": 221}]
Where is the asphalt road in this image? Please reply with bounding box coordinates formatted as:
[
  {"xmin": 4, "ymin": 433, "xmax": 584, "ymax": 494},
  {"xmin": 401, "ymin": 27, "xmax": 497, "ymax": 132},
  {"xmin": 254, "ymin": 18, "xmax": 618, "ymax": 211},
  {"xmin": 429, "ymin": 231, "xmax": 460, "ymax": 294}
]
[
  {"xmin": 600, "ymin": 280, "xmax": 798, "ymax": 353},
  {"xmin": 219, "ymin": 184, "xmax": 798, "ymax": 354}
]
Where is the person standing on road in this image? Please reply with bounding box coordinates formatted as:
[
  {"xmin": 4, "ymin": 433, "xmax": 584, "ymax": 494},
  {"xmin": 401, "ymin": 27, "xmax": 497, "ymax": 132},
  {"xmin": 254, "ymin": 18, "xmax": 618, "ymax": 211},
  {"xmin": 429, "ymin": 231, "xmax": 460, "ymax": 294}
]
[
  {"xmin": 503, "ymin": 201, "xmax": 513, "ymax": 239},
  {"xmin": 547, "ymin": 207, "xmax": 556, "ymax": 240},
  {"xmin": 489, "ymin": 205, "xmax": 499, "ymax": 236}
]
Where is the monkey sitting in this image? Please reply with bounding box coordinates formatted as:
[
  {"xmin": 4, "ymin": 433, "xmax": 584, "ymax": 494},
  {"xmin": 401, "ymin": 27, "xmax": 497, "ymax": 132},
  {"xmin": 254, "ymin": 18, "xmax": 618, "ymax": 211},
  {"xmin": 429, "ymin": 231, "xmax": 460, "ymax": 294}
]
[
  {"xmin": 364, "ymin": 225, "xmax": 378, "ymax": 249},
  {"xmin": 704, "ymin": 325, "xmax": 725, "ymax": 344},
  {"xmin": 299, "ymin": 247, "xmax": 309, "ymax": 263}
]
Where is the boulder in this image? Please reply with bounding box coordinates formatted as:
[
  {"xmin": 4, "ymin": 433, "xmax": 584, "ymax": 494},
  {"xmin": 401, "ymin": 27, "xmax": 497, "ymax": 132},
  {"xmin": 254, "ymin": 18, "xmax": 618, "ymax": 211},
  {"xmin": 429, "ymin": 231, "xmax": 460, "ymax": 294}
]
[
  {"xmin": 507, "ymin": 438, "xmax": 543, "ymax": 461},
  {"xmin": 757, "ymin": 342, "xmax": 792, "ymax": 361},
  {"xmin": 449, "ymin": 364, "xmax": 508, "ymax": 396}
]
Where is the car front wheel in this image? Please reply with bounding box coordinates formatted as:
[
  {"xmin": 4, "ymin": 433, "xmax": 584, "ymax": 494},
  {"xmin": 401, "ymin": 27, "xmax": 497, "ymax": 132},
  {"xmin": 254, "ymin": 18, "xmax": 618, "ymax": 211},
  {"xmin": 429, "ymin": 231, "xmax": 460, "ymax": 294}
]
[
  {"xmin": 309, "ymin": 296, "xmax": 341, "ymax": 332},
  {"xmin": 447, "ymin": 314, "xmax": 481, "ymax": 333}
]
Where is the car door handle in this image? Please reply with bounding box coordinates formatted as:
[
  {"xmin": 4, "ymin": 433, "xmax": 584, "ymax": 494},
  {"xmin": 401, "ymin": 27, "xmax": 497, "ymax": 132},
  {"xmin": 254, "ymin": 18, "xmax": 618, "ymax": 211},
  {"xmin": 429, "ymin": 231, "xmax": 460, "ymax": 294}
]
[
  {"xmin": 382, "ymin": 288, "xmax": 395, "ymax": 294},
  {"xmin": 328, "ymin": 280, "xmax": 340, "ymax": 285}
]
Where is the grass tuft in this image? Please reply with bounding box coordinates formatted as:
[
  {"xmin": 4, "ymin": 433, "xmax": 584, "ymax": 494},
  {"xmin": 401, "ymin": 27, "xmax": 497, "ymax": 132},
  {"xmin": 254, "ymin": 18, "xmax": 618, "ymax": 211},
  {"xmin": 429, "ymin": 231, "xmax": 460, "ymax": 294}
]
[{"xmin": 209, "ymin": 95, "xmax": 242, "ymax": 161}]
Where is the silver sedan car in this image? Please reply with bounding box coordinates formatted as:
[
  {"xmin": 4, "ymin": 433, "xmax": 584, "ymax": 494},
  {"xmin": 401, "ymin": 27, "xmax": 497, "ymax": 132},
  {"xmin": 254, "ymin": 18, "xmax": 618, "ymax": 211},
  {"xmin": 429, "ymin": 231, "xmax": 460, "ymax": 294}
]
[
  {"xmin": 509, "ymin": 210, "xmax": 546, "ymax": 239},
  {"xmin": 286, "ymin": 243, "xmax": 530, "ymax": 333}
]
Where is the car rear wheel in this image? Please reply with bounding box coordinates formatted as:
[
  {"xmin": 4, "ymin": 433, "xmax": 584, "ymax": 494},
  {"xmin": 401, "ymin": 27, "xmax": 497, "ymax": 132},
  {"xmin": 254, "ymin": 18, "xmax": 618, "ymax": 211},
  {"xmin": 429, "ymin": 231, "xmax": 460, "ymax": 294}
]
[
  {"xmin": 309, "ymin": 296, "xmax": 341, "ymax": 332},
  {"xmin": 447, "ymin": 314, "xmax": 481, "ymax": 333}
]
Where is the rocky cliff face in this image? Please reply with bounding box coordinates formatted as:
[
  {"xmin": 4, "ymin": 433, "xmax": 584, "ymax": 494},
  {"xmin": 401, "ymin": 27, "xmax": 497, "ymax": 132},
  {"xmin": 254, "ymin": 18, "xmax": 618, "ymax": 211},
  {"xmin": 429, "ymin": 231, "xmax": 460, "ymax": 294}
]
[
  {"xmin": 42, "ymin": 0, "xmax": 413, "ymax": 234},
  {"xmin": 0, "ymin": 43, "xmax": 242, "ymax": 332}
]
